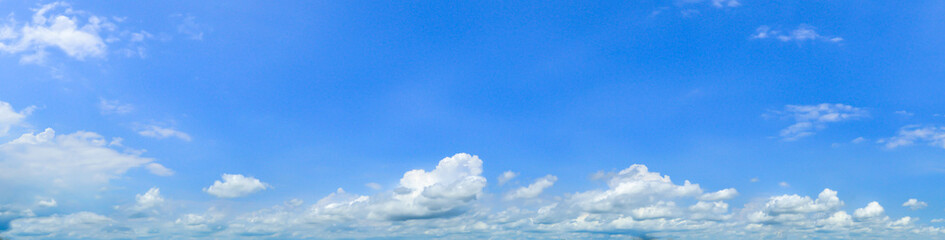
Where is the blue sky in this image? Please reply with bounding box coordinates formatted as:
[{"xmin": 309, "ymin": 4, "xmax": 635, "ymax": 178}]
[{"xmin": 1, "ymin": 0, "xmax": 945, "ymax": 239}]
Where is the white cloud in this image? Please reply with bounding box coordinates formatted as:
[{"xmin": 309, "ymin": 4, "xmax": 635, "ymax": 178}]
[
  {"xmin": 138, "ymin": 125, "xmax": 192, "ymax": 141},
  {"xmin": 779, "ymin": 181, "xmax": 790, "ymax": 187},
  {"xmin": 505, "ymin": 175, "xmax": 557, "ymax": 200},
  {"xmin": 129, "ymin": 187, "xmax": 164, "ymax": 218},
  {"xmin": 880, "ymin": 125, "xmax": 945, "ymax": 149},
  {"xmin": 0, "ymin": 2, "xmax": 108, "ymax": 63},
  {"xmin": 763, "ymin": 189, "xmax": 843, "ymax": 215},
  {"xmin": 768, "ymin": 103, "xmax": 867, "ymax": 141},
  {"xmin": 932, "ymin": 218, "xmax": 945, "ymax": 223},
  {"xmin": 0, "ymin": 101, "xmax": 33, "ymax": 136},
  {"xmin": 36, "ymin": 198, "xmax": 56, "ymax": 208},
  {"xmin": 851, "ymin": 137, "xmax": 866, "ymax": 144},
  {"xmin": 204, "ymin": 174, "xmax": 269, "ymax": 198},
  {"xmin": 498, "ymin": 170, "xmax": 518, "ymax": 185},
  {"xmin": 677, "ymin": 0, "xmax": 740, "ymax": 8},
  {"xmin": 98, "ymin": 99, "xmax": 133, "ymax": 115},
  {"xmin": 145, "ymin": 163, "xmax": 174, "ymax": 176},
  {"xmin": 854, "ymin": 201, "xmax": 886, "ymax": 220},
  {"xmin": 895, "ymin": 110, "xmax": 914, "ymax": 117},
  {"xmin": 3, "ymin": 154, "xmax": 944, "ymax": 239},
  {"xmin": 752, "ymin": 25, "xmax": 843, "ymax": 44},
  {"xmin": 699, "ymin": 188, "xmax": 738, "ymax": 201},
  {"xmin": 0, "ymin": 128, "xmax": 157, "ymax": 189},
  {"xmin": 903, "ymin": 199, "xmax": 928, "ymax": 210},
  {"xmin": 5, "ymin": 212, "xmax": 116, "ymax": 239}
]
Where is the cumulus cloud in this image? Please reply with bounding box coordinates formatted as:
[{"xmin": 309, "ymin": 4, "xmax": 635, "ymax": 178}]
[
  {"xmin": 879, "ymin": 125, "xmax": 945, "ymax": 149},
  {"xmin": 768, "ymin": 103, "xmax": 867, "ymax": 141},
  {"xmin": 903, "ymin": 199, "xmax": 928, "ymax": 210},
  {"xmin": 505, "ymin": 175, "xmax": 557, "ymax": 200},
  {"xmin": 204, "ymin": 174, "xmax": 269, "ymax": 198},
  {"xmin": 0, "ymin": 2, "xmax": 108, "ymax": 63},
  {"xmin": 138, "ymin": 125, "xmax": 192, "ymax": 141},
  {"xmin": 3, "ymin": 154, "xmax": 943, "ymax": 239},
  {"xmin": 752, "ymin": 25, "xmax": 843, "ymax": 44},
  {"xmin": 854, "ymin": 201, "xmax": 886, "ymax": 220},
  {"xmin": 0, "ymin": 101, "xmax": 33, "ymax": 136},
  {"xmin": 497, "ymin": 170, "xmax": 518, "ymax": 186}
]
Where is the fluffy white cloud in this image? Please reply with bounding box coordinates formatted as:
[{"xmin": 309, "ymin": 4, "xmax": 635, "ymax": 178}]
[
  {"xmin": 134, "ymin": 188, "xmax": 164, "ymax": 211},
  {"xmin": 505, "ymin": 175, "xmax": 557, "ymax": 200},
  {"xmin": 138, "ymin": 125, "xmax": 192, "ymax": 141},
  {"xmin": 752, "ymin": 25, "xmax": 843, "ymax": 44},
  {"xmin": 204, "ymin": 174, "xmax": 269, "ymax": 198},
  {"xmin": 3, "ymin": 154, "xmax": 943, "ymax": 239},
  {"xmin": 0, "ymin": 101, "xmax": 33, "ymax": 137},
  {"xmin": 497, "ymin": 170, "xmax": 518, "ymax": 185},
  {"xmin": 854, "ymin": 201, "xmax": 886, "ymax": 220},
  {"xmin": 903, "ymin": 199, "xmax": 928, "ymax": 210},
  {"xmin": 0, "ymin": 2, "xmax": 109, "ymax": 63},
  {"xmin": 880, "ymin": 125, "xmax": 945, "ymax": 149},
  {"xmin": 768, "ymin": 103, "xmax": 867, "ymax": 141}
]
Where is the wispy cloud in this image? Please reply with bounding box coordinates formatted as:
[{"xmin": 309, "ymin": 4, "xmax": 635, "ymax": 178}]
[
  {"xmin": 99, "ymin": 98, "xmax": 133, "ymax": 115},
  {"xmin": 768, "ymin": 103, "xmax": 867, "ymax": 141},
  {"xmin": 752, "ymin": 25, "xmax": 843, "ymax": 44},
  {"xmin": 879, "ymin": 125, "xmax": 945, "ymax": 149},
  {"xmin": 138, "ymin": 124, "xmax": 192, "ymax": 141}
]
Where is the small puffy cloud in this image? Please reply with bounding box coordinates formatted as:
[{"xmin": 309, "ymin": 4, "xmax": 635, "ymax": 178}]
[
  {"xmin": 699, "ymin": 188, "xmax": 738, "ymax": 201},
  {"xmin": 505, "ymin": 175, "xmax": 557, "ymax": 200},
  {"xmin": 498, "ymin": 170, "xmax": 518, "ymax": 185},
  {"xmin": 779, "ymin": 181, "xmax": 790, "ymax": 188},
  {"xmin": 851, "ymin": 137, "xmax": 866, "ymax": 144},
  {"xmin": 763, "ymin": 189, "xmax": 843, "ymax": 215},
  {"xmin": 932, "ymin": 218, "xmax": 945, "ymax": 223},
  {"xmin": 0, "ymin": 101, "xmax": 33, "ymax": 136},
  {"xmin": 146, "ymin": 163, "xmax": 174, "ymax": 176},
  {"xmin": 903, "ymin": 199, "xmax": 928, "ymax": 210},
  {"xmin": 568, "ymin": 164, "xmax": 703, "ymax": 214},
  {"xmin": 767, "ymin": 103, "xmax": 866, "ymax": 141},
  {"xmin": 36, "ymin": 198, "xmax": 56, "ymax": 208},
  {"xmin": 752, "ymin": 25, "xmax": 843, "ymax": 44},
  {"xmin": 138, "ymin": 125, "xmax": 192, "ymax": 141},
  {"xmin": 879, "ymin": 125, "xmax": 945, "ymax": 149},
  {"xmin": 854, "ymin": 201, "xmax": 886, "ymax": 220},
  {"xmin": 98, "ymin": 99, "xmax": 133, "ymax": 115},
  {"xmin": 204, "ymin": 174, "xmax": 269, "ymax": 198},
  {"xmin": 128, "ymin": 187, "xmax": 165, "ymax": 217}
]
